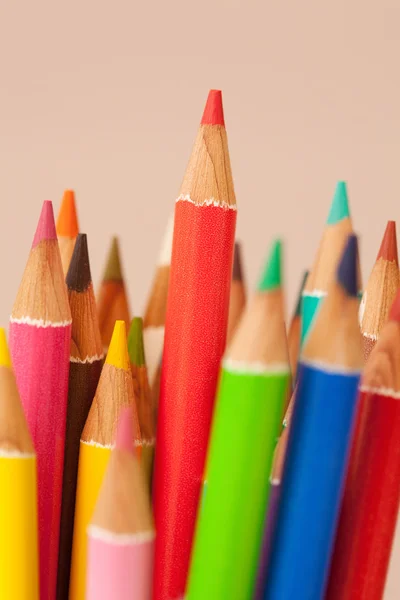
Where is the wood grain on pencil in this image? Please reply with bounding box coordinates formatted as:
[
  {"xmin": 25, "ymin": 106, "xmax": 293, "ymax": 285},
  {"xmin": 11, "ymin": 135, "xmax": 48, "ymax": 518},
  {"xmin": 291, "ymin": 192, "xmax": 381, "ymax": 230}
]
[{"xmin": 226, "ymin": 241, "xmax": 246, "ymax": 345}]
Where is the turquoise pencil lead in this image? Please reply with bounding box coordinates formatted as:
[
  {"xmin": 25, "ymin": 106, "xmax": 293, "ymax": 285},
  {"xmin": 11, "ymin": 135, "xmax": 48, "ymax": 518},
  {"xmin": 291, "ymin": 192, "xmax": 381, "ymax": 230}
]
[
  {"xmin": 258, "ymin": 240, "xmax": 282, "ymax": 291},
  {"xmin": 326, "ymin": 181, "xmax": 350, "ymax": 225}
]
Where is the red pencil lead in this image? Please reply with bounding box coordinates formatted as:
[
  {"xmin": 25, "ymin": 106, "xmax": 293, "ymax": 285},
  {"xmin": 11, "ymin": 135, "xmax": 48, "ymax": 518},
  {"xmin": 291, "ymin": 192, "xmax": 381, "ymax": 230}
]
[
  {"xmin": 201, "ymin": 89, "xmax": 225, "ymax": 126},
  {"xmin": 32, "ymin": 200, "xmax": 57, "ymax": 248},
  {"xmin": 377, "ymin": 220, "xmax": 398, "ymax": 265}
]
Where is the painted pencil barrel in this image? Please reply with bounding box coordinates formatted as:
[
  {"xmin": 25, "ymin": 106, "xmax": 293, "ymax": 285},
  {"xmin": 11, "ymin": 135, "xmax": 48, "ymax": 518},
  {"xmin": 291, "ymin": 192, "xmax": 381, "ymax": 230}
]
[
  {"xmin": 300, "ymin": 293, "xmax": 324, "ymax": 346},
  {"xmin": 154, "ymin": 200, "xmax": 236, "ymax": 599},
  {"xmin": 0, "ymin": 455, "xmax": 39, "ymax": 600},
  {"xmin": 69, "ymin": 442, "xmax": 111, "ymax": 600},
  {"xmin": 254, "ymin": 481, "xmax": 281, "ymax": 600},
  {"xmin": 326, "ymin": 388, "xmax": 400, "ymax": 600},
  {"xmin": 263, "ymin": 363, "xmax": 360, "ymax": 600},
  {"xmin": 187, "ymin": 366, "xmax": 289, "ymax": 600},
  {"xmin": 86, "ymin": 528, "xmax": 154, "ymax": 600},
  {"xmin": 9, "ymin": 322, "xmax": 70, "ymax": 600}
]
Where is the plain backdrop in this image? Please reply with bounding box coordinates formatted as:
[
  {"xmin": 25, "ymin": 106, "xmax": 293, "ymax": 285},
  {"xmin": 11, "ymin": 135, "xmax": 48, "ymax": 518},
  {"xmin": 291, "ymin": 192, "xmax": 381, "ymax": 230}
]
[{"xmin": 1, "ymin": 0, "xmax": 400, "ymax": 596}]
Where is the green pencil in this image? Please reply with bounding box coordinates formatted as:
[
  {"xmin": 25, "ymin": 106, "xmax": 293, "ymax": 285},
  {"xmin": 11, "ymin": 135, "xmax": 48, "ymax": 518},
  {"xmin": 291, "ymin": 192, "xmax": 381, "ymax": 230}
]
[
  {"xmin": 186, "ymin": 239, "xmax": 290, "ymax": 600},
  {"xmin": 301, "ymin": 181, "xmax": 355, "ymax": 345}
]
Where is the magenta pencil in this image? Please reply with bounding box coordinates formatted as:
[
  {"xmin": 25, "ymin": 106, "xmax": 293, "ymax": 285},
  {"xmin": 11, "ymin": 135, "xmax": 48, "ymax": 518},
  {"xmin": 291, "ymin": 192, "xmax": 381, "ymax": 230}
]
[
  {"xmin": 9, "ymin": 200, "xmax": 72, "ymax": 600},
  {"xmin": 86, "ymin": 407, "xmax": 154, "ymax": 600}
]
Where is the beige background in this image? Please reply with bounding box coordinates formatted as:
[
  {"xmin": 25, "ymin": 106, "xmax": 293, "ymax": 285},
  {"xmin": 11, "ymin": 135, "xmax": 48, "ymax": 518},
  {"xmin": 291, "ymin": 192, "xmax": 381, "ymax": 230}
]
[{"xmin": 1, "ymin": 0, "xmax": 399, "ymax": 595}]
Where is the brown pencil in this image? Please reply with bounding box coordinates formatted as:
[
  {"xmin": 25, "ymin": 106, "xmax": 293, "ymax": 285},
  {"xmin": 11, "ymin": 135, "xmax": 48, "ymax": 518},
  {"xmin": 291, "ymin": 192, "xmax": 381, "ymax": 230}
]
[
  {"xmin": 143, "ymin": 216, "xmax": 173, "ymax": 386},
  {"xmin": 57, "ymin": 234, "xmax": 103, "ymax": 600},
  {"xmin": 97, "ymin": 237, "xmax": 131, "ymax": 349},
  {"xmin": 226, "ymin": 241, "xmax": 247, "ymax": 345},
  {"xmin": 128, "ymin": 317, "xmax": 155, "ymax": 489},
  {"xmin": 359, "ymin": 220, "xmax": 399, "ymax": 360},
  {"xmin": 56, "ymin": 190, "xmax": 79, "ymax": 276}
]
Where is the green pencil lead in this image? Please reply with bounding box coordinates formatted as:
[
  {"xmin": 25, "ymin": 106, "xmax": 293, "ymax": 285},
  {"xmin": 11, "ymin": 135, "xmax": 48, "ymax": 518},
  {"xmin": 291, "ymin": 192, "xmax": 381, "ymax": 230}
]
[
  {"xmin": 326, "ymin": 181, "xmax": 350, "ymax": 225},
  {"xmin": 103, "ymin": 236, "xmax": 123, "ymax": 281},
  {"xmin": 258, "ymin": 239, "xmax": 282, "ymax": 292},
  {"xmin": 127, "ymin": 317, "xmax": 146, "ymax": 367}
]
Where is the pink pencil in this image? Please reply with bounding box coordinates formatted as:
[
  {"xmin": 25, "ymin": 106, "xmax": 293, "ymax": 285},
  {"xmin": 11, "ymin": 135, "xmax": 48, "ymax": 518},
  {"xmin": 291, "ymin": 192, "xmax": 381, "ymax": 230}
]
[
  {"xmin": 86, "ymin": 407, "xmax": 155, "ymax": 600},
  {"xmin": 9, "ymin": 200, "xmax": 72, "ymax": 600}
]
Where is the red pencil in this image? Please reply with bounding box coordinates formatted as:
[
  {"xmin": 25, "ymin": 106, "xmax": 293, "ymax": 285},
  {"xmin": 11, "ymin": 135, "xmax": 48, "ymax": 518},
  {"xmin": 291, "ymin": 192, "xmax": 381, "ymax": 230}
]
[
  {"xmin": 9, "ymin": 200, "xmax": 71, "ymax": 600},
  {"xmin": 153, "ymin": 89, "xmax": 237, "ymax": 600},
  {"xmin": 326, "ymin": 288, "xmax": 400, "ymax": 600}
]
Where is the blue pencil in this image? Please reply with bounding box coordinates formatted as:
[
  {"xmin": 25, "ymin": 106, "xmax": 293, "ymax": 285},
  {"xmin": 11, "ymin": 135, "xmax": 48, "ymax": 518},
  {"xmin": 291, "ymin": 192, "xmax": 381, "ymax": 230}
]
[{"xmin": 263, "ymin": 234, "xmax": 363, "ymax": 600}]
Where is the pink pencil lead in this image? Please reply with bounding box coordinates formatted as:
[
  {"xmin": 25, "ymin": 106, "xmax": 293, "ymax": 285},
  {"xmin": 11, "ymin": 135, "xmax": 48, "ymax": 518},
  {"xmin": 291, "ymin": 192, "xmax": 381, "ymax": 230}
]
[{"xmin": 32, "ymin": 200, "xmax": 57, "ymax": 248}]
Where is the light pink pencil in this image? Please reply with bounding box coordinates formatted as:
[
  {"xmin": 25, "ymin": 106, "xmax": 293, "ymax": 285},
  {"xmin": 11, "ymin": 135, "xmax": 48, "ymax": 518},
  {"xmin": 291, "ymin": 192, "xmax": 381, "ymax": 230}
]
[
  {"xmin": 86, "ymin": 407, "xmax": 155, "ymax": 600},
  {"xmin": 9, "ymin": 200, "xmax": 72, "ymax": 600}
]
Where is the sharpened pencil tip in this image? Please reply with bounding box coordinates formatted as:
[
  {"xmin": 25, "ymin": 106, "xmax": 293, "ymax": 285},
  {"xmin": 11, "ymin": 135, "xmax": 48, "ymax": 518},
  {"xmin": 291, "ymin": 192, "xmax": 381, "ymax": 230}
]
[
  {"xmin": 201, "ymin": 90, "xmax": 225, "ymax": 126},
  {"xmin": 106, "ymin": 320, "xmax": 130, "ymax": 371},
  {"xmin": 103, "ymin": 236, "xmax": 123, "ymax": 281},
  {"xmin": 326, "ymin": 181, "xmax": 350, "ymax": 225},
  {"xmin": 66, "ymin": 233, "xmax": 92, "ymax": 292},
  {"xmin": 337, "ymin": 234, "xmax": 359, "ymax": 297},
  {"xmin": 127, "ymin": 317, "xmax": 146, "ymax": 367},
  {"xmin": 294, "ymin": 270, "xmax": 309, "ymax": 317},
  {"xmin": 32, "ymin": 200, "xmax": 57, "ymax": 248},
  {"xmin": 0, "ymin": 328, "xmax": 11, "ymax": 369},
  {"xmin": 232, "ymin": 242, "xmax": 244, "ymax": 282},
  {"xmin": 115, "ymin": 406, "xmax": 135, "ymax": 453},
  {"xmin": 56, "ymin": 189, "xmax": 79, "ymax": 238},
  {"xmin": 377, "ymin": 220, "xmax": 398, "ymax": 265},
  {"xmin": 258, "ymin": 239, "xmax": 282, "ymax": 292}
]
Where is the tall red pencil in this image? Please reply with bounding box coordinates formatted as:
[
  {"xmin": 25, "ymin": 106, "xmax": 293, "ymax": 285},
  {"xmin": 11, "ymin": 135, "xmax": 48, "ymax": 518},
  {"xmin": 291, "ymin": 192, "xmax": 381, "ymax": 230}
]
[
  {"xmin": 326, "ymin": 288, "xmax": 400, "ymax": 599},
  {"xmin": 153, "ymin": 89, "xmax": 237, "ymax": 600},
  {"xmin": 9, "ymin": 200, "xmax": 72, "ymax": 600}
]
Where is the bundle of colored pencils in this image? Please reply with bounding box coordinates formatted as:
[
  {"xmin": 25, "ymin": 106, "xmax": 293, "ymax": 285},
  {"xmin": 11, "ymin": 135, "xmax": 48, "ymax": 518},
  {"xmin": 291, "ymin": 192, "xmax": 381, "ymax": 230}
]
[{"xmin": 2, "ymin": 88, "xmax": 400, "ymax": 600}]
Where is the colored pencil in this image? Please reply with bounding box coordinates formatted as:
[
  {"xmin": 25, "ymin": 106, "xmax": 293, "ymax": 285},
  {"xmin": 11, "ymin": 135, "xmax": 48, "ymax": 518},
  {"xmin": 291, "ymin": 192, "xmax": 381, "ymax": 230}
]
[
  {"xmin": 9, "ymin": 200, "xmax": 72, "ymax": 600},
  {"xmin": 187, "ymin": 239, "xmax": 290, "ymax": 600},
  {"xmin": 287, "ymin": 270, "xmax": 308, "ymax": 380},
  {"xmin": 57, "ymin": 234, "xmax": 104, "ymax": 600},
  {"xmin": 359, "ymin": 220, "xmax": 399, "ymax": 361},
  {"xmin": 128, "ymin": 317, "xmax": 155, "ymax": 489},
  {"xmin": 301, "ymin": 181, "xmax": 357, "ymax": 344},
  {"xmin": 263, "ymin": 234, "xmax": 363, "ymax": 600},
  {"xmin": 153, "ymin": 89, "xmax": 237, "ymax": 600},
  {"xmin": 254, "ymin": 392, "xmax": 293, "ymax": 600},
  {"xmin": 97, "ymin": 237, "xmax": 131, "ymax": 349},
  {"xmin": 86, "ymin": 407, "xmax": 154, "ymax": 600},
  {"xmin": 69, "ymin": 320, "xmax": 141, "ymax": 600},
  {"xmin": 0, "ymin": 328, "xmax": 39, "ymax": 600},
  {"xmin": 326, "ymin": 287, "xmax": 400, "ymax": 600},
  {"xmin": 226, "ymin": 241, "xmax": 247, "ymax": 345},
  {"xmin": 143, "ymin": 215, "xmax": 173, "ymax": 386},
  {"xmin": 56, "ymin": 189, "xmax": 79, "ymax": 276}
]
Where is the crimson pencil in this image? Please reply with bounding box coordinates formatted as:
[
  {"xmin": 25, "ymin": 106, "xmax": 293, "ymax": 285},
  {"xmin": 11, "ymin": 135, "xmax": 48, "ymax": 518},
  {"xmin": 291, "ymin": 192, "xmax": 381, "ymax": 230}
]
[
  {"xmin": 326, "ymin": 288, "xmax": 400, "ymax": 600},
  {"xmin": 153, "ymin": 89, "xmax": 237, "ymax": 600},
  {"xmin": 9, "ymin": 200, "xmax": 72, "ymax": 600}
]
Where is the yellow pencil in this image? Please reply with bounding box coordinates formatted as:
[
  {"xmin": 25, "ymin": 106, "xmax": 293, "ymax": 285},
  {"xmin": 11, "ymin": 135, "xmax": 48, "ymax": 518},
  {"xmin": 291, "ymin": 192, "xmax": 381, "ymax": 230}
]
[
  {"xmin": 68, "ymin": 320, "xmax": 141, "ymax": 600},
  {"xmin": 0, "ymin": 328, "xmax": 39, "ymax": 600}
]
